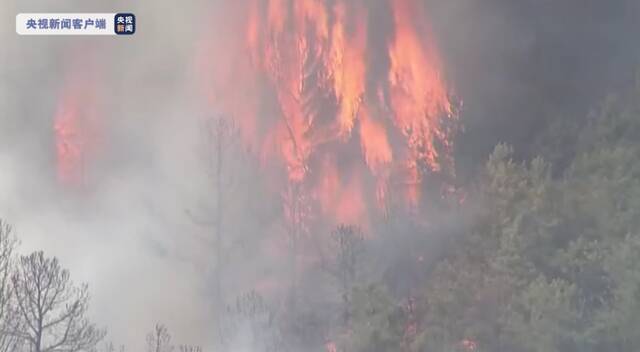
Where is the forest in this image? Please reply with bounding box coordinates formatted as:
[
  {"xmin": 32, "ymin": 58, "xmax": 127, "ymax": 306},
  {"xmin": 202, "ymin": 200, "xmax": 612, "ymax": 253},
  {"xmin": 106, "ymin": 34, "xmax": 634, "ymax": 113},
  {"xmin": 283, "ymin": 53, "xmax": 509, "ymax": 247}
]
[
  {"xmin": 2, "ymin": 1, "xmax": 640, "ymax": 352},
  {"xmin": 2, "ymin": 73, "xmax": 640, "ymax": 352}
]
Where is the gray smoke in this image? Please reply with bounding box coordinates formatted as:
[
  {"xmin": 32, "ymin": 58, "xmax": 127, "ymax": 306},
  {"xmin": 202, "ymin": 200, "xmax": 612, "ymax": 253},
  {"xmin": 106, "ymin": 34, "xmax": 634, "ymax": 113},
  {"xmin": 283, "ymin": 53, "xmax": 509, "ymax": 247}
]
[{"xmin": 1, "ymin": 0, "xmax": 639, "ymax": 350}]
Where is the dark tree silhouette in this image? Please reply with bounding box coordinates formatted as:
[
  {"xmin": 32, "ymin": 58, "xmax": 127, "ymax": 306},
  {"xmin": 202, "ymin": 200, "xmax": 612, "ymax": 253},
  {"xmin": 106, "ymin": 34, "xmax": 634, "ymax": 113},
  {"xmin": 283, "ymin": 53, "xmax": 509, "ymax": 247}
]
[
  {"xmin": 324, "ymin": 224, "xmax": 365, "ymax": 326},
  {"xmin": 146, "ymin": 324, "xmax": 173, "ymax": 352},
  {"xmin": 0, "ymin": 221, "xmax": 22, "ymax": 352},
  {"xmin": 188, "ymin": 117, "xmax": 244, "ymax": 314},
  {"xmin": 11, "ymin": 251, "xmax": 105, "ymax": 352},
  {"xmin": 178, "ymin": 345, "xmax": 202, "ymax": 352}
]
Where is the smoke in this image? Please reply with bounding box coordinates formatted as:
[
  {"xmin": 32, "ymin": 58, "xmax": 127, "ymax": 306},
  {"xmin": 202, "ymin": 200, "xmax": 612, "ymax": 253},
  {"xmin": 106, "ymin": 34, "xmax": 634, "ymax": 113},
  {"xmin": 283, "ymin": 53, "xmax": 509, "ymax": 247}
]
[
  {"xmin": 426, "ymin": 0, "xmax": 640, "ymax": 178},
  {"xmin": 1, "ymin": 0, "xmax": 639, "ymax": 351},
  {"xmin": 1, "ymin": 0, "xmax": 214, "ymax": 349}
]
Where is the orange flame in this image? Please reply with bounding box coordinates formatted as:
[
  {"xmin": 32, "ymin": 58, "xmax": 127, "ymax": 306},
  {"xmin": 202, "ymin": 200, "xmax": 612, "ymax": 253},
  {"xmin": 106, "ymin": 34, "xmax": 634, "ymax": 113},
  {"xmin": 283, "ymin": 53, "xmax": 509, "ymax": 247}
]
[
  {"xmin": 54, "ymin": 104, "xmax": 83, "ymax": 186},
  {"xmin": 197, "ymin": 0, "xmax": 456, "ymax": 224},
  {"xmin": 53, "ymin": 61, "xmax": 101, "ymax": 188}
]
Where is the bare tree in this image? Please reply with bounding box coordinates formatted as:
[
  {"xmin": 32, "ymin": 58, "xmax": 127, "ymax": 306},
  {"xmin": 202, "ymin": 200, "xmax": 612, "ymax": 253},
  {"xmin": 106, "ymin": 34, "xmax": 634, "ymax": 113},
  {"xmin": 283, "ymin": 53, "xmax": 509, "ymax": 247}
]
[
  {"xmin": 178, "ymin": 345, "xmax": 202, "ymax": 352},
  {"xmin": 146, "ymin": 324, "xmax": 173, "ymax": 352},
  {"xmin": 216, "ymin": 291, "xmax": 284, "ymax": 352},
  {"xmin": 187, "ymin": 116, "xmax": 245, "ymax": 315},
  {"xmin": 11, "ymin": 251, "xmax": 105, "ymax": 352},
  {"xmin": 188, "ymin": 113, "xmax": 276, "ymax": 349},
  {"xmin": 98, "ymin": 341, "xmax": 125, "ymax": 352},
  {"xmin": 0, "ymin": 220, "xmax": 22, "ymax": 352},
  {"xmin": 209, "ymin": 118, "xmax": 231, "ymax": 314}
]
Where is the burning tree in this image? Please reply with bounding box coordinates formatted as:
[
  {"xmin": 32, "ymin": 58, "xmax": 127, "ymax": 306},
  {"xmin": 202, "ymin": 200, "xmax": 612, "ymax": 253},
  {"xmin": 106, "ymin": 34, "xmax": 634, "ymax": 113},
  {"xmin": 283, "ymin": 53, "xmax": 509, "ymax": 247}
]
[
  {"xmin": 197, "ymin": 0, "xmax": 459, "ymax": 229},
  {"xmin": 194, "ymin": 1, "xmax": 461, "ymax": 349}
]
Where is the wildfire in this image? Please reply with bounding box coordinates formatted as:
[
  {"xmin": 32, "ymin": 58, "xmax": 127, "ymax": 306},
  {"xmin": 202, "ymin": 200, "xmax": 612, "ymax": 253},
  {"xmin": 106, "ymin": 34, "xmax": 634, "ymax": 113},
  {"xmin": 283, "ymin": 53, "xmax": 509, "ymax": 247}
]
[
  {"xmin": 53, "ymin": 63, "xmax": 101, "ymax": 188},
  {"xmin": 198, "ymin": 0, "xmax": 457, "ymax": 224}
]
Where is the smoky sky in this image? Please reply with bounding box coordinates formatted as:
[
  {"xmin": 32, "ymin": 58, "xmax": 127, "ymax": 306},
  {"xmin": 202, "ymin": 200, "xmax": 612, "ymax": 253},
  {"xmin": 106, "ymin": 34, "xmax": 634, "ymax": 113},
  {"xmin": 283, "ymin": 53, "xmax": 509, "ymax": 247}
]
[
  {"xmin": 1, "ymin": 0, "xmax": 640, "ymax": 350},
  {"xmin": 427, "ymin": 0, "xmax": 640, "ymax": 180}
]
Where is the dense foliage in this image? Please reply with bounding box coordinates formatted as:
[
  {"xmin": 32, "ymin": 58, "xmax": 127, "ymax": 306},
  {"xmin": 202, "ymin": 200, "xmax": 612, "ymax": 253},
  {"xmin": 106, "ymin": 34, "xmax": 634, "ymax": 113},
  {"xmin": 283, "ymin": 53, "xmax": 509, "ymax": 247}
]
[{"xmin": 338, "ymin": 77, "xmax": 640, "ymax": 352}]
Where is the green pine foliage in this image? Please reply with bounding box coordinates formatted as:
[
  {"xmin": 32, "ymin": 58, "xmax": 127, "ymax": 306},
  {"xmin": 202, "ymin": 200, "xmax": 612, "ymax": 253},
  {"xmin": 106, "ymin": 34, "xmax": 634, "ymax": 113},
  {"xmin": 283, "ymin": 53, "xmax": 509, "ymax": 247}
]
[{"xmin": 340, "ymin": 74, "xmax": 640, "ymax": 352}]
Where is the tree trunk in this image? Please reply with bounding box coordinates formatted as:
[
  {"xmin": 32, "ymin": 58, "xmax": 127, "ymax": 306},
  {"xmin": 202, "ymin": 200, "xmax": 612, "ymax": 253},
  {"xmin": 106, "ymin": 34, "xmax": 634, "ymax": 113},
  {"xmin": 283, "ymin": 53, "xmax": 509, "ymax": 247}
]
[{"xmin": 214, "ymin": 123, "xmax": 223, "ymax": 315}]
